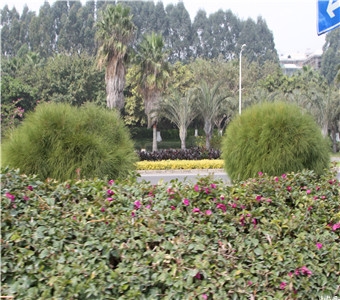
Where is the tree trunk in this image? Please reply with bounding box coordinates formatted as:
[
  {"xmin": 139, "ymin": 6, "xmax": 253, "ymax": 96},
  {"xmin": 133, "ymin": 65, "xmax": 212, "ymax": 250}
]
[
  {"xmin": 179, "ymin": 126, "xmax": 186, "ymax": 150},
  {"xmin": 204, "ymin": 119, "xmax": 212, "ymax": 150},
  {"xmin": 106, "ymin": 57, "xmax": 125, "ymax": 111},
  {"xmin": 331, "ymin": 124, "xmax": 338, "ymax": 153},
  {"xmin": 152, "ymin": 123, "xmax": 158, "ymax": 152}
]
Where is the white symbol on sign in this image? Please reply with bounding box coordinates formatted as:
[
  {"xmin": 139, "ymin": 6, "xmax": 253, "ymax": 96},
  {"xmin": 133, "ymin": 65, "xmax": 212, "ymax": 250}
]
[{"xmin": 327, "ymin": 0, "xmax": 340, "ymax": 18}]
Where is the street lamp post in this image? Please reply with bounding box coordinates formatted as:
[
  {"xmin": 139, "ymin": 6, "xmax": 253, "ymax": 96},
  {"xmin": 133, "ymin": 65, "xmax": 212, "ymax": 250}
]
[{"xmin": 239, "ymin": 44, "xmax": 246, "ymax": 115}]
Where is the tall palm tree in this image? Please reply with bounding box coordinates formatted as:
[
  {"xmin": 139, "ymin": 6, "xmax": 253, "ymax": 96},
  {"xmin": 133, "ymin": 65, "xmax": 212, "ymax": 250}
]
[
  {"xmin": 95, "ymin": 4, "xmax": 136, "ymax": 111},
  {"xmin": 134, "ymin": 32, "xmax": 169, "ymax": 151},
  {"xmin": 159, "ymin": 90, "xmax": 198, "ymax": 149},
  {"xmin": 195, "ymin": 80, "xmax": 227, "ymax": 149}
]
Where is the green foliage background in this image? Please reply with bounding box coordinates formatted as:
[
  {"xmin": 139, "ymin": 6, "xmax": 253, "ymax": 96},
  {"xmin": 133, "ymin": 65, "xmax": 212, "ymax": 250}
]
[
  {"xmin": 1, "ymin": 102, "xmax": 137, "ymax": 181},
  {"xmin": 222, "ymin": 102, "xmax": 330, "ymax": 181}
]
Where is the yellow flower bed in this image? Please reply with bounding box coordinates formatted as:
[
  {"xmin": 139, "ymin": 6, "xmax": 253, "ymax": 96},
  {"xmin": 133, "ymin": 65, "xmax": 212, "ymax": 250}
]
[{"xmin": 136, "ymin": 159, "xmax": 224, "ymax": 170}]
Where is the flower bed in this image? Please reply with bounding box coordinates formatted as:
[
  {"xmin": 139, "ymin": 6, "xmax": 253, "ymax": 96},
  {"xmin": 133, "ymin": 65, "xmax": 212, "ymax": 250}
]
[{"xmin": 1, "ymin": 167, "xmax": 340, "ymax": 299}]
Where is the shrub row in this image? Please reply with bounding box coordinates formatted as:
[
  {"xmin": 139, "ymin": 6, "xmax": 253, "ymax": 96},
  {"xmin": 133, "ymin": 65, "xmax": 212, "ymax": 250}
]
[
  {"xmin": 136, "ymin": 159, "xmax": 224, "ymax": 170},
  {"xmin": 137, "ymin": 147, "xmax": 221, "ymax": 161},
  {"xmin": 1, "ymin": 167, "xmax": 340, "ymax": 299}
]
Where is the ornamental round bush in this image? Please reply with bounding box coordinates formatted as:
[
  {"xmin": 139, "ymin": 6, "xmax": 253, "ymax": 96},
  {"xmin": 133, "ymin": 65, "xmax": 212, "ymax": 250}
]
[
  {"xmin": 1, "ymin": 102, "xmax": 137, "ymax": 181},
  {"xmin": 221, "ymin": 101, "xmax": 329, "ymax": 181}
]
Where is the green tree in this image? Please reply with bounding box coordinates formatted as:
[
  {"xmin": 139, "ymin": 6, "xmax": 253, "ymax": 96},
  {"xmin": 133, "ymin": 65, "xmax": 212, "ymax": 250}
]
[
  {"xmin": 134, "ymin": 32, "xmax": 170, "ymax": 151},
  {"xmin": 321, "ymin": 28, "xmax": 340, "ymax": 84},
  {"xmin": 96, "ymin": 4, "xmax": 136, "ymax": 111},
  {"xmin": 159, "ymin": 90, "xmax": 198, "ymax": 149},
  {"xmin": 195, "ymin": 81, "xmax": 227, "ymax": 149}
]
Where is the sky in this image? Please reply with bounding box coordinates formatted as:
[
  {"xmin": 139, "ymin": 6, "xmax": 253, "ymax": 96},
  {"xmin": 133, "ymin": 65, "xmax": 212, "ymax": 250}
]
[{"xmin": 3, "ymin": 0, "xmax": 328, "ymax": 56}]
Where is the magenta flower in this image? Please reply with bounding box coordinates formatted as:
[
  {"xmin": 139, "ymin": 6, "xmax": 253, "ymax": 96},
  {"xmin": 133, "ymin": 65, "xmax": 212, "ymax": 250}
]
[
  {"xmin": 216, "ymin": 203, "xmax": 226, "ymax": 212},
  {"xmin": 280, "ymin": 282, "xmax": 287, "ymax": 290},
  {"xmin": 194, "ymin": 185, "xmax": 200, "ymax": 192},
  {"xmin": 108, "ymin": 179, "xmax": 114, "ymax": 185},
  {"xmin": 258, "ymin": 171, "xmax": 263, "ymax": 176},
  {"xmin": 170, "ymin": 205, "xmax": 176, "ymax": 210},
  {"xmin": 27, "ymin": 185, "xmax": 33, "ymax": 191},
  {"xmin": 230, "ymin": 203, "xmax": 237, "ymax": 208},
  {"xmin": 332, "ymin": 223, "xmax": 340, "ymax": 231},
  {"xmin": 5, "ymin": 192, "xmax": 15, "ymax": 201},
  {"xmin": 306, "ymin": 189, "xmax": 311, "ymax": 194},
  {"xmin": 274, "ymin": 177, "xmax": 279, "ymax": 182},
  {"xmin": 107, "ymin": 189, "xmax": 114, "ymax": 196},
  {"xmin": 131, "ymin": 211, "xmax": 135, "ymax": 217},
  {"xmin": 287, "ymin": 186, "xmax": 292, "ymax": 192},
  {"xmin": 195, "ymin": 272, "xmax": 202, "ymax": 280},
  {"xmin": 313, "ymin": 196, "xmax": 318, "ymax": 200},
  {"xmin": 100, "ymin": 207, "xmax": 106, "ymax": 212},
  {"xmin": 192, "ymin": 207, "xmax": 200, "ymax": 213},
  {"xmin": 134, "ymin": 200, "xmax": 142, "ymax": 210},
  {"xmin": 23, "ymin": 196, "xmax": 29, "ymax": 201},
  {"xmin": 183, "ymin": 198, "xmax": 190, "ymax": 206},
  {"xmin": 255, "ymin": 195, "xmax": 262, "ymax": 202},
  {"xmin": 316, "ymin": 242, "xmax": 323, "ymax": 249},
  {"xmin": 307, "ymin": 206, "xmax": 312, "ymax": 211},
  {"xmin": 202, "ymin": 294, "xmax": 208, "ymax": 300},
  {"xmin": 210, "ymin": 183, "xmax": 217, "ymax": 189},
  {"xmin": 252, "ymin": 218, "xmax": 257, "ymax": 228},
  {"xmin": 204, "ymin": 188, "xmax": 210, "ymax": 194},
  {"xmin": 281, "ymin": 174, "xmax": 287, "ymax": 179},
  {"xmin": 107, "ymin": 197, "xmax": 113, "ymax": 202},
  {"xmin": 220, "ymin": 195, "xmax": 225, "ymax": 200},
  {"xmin": 205, "ymin": 210, "xmax": 212, "ymax": 216},
  {"xmin": 247, "ymin": 281, "xmax": 253, "ymax": 286},
  {"xmin": 299, "ymin": 266, "xmax": 312, "ymax": 277},
  {"xmin": 146, "ymin": 205, "xmax": 151, "ymax": 209}
]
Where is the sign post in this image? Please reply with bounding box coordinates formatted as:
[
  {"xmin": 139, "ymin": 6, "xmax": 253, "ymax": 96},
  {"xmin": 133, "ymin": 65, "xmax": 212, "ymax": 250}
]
[{"xmin": 317, "ymin": 0, "xmax": 340, "ymax": 35}]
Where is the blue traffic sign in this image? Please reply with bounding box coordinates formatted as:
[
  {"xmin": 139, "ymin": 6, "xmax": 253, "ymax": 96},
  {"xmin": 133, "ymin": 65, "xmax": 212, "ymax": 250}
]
[{"xmin": 318, "ymin": 0, "xmax": 340, "ymax": 35}]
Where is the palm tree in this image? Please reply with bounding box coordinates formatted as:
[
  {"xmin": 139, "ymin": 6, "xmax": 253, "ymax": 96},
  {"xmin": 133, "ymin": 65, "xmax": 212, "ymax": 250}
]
[
  {"xmin": 159, "ymin": 90, "xmax": 198, "ymax": 149},
  {"xmin": 195, "ymin": 80, "xmax": 227, "ymax": 149},
  {"xmin": 134, "ymin": 32, "xmax": 169, "ymax": 151},
  {"xmin": 95, "ymin": 4, "xmax": 136, "ymax": 111}
]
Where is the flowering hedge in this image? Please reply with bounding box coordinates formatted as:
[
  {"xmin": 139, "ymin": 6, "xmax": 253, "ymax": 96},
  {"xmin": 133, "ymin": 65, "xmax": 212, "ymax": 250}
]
[{"xmin": 1, "ymin": 167, "xmax": 340, "ymax": 299}]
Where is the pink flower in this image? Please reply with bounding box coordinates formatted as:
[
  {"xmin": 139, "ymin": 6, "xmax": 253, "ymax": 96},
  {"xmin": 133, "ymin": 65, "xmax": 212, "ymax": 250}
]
[
  {"xmin": 279, "ymin": 282, "xmax": 287, "ymax": 290},
  {"xmin": 5, "ymin": 192, "xmax": 15, "ymax": 201},
  {"xmin": 306, "ymin": 189, "xmax": 311, "ymax": 194},
  {"xmin": 313, "ymin": 196, "xmax": 318, "ymax": 200},
  {"xmin": 108, "ymin": 179, "xmax": 114, "ymax": 185},
  {"xmin": 194, "ymin": 185, "xmax": 200, "ymax": 192},
  {"xmin": 204, "ymin": 188, "xmax": 210, "ymax": 194},
  {"xmin": 202, "ymin": 294, "xmax": 208, "ymax": 300},
  {"xmin": 307, "ymin": 206, "xmax": 312, "ymax": 211},
  {"xmin": 146, "ymin": 205, "xmax": 151, "ymax": 209},
  {"xmin": 332, "ymin": 223, "xmax": 340, "ymax": 231},
  {"xmin": 210, "ymin": 183, "xmax": 217, "ymax": 189},
  {"xmin": 287, "ymin": 186, "xmax": 292, "ymax": 192},
  {"xmin": 107, "ymin": 197, "xmax": 113, "ymax": 202},
  {"xmin": 252, "ymin": 218, "xmax": 257, "ymax": 228},
  {"xmin": 288, "ymin": 272, "xmax": 293, "ymax": 277},
  {"xmin": 27, "ymin": 185, "xmax": 33, "ymax": 191},
  {"xmin": 230, "ymin": 203, "xmax": 237, "ymax": 208},
  {"xmin": 255, "ymin": 195, "xmax": 262, "ymax": 202},
  {"xmin": 107, "ymin": 189, "xmax": 114, "ymax": 196},
  {"xmin": 258, "ymin": 171, "xmax": 263, "ymax": 176},
  {"xmin": 183, "ymin": 198, "xmax": 190, "ymax": 206},
  {"xmin": 316, "ymin": 186, "xmax": 320, "ymax": 191},
  {"xmin": 134, "ymin": 200, "xmax": 142, "ymax": 210},
  {"xmin": 100, "ymin": 207, "xmax": 106, "ymax": 212},
  {"xmin": 316, "ymin": 243, "xmax": 323, "ymax": 249},
  {"xmin": 205, "ymin": 210, "xmax": 212, "ymax": 216},
  {"xmin": 274, "ymin": 177, "xmax": 279, "ymax": 182},
  {"xmin": 131, "ymin": 211, "xmax": 135, "ymax": 217},
  {"xmin": 299, "ymin": 266, "xmax": 312, "ymax": 277},
  {"xmin": 23, "ymin": 196, "xmax": 29, "ymax": 201},
  {"xmin": 167, "ymin": 187, "xmax": 175, "ymax": 195},
  {"xmin": 247, "ymin": 281, "xmax": 253, "ymax": 286},
  {"xmin": 216, "ymin": 203, "xmax": 226, "ymax": 212},
  {"xmin": 220, "ymin": 195, "xmax": 225, "ymax": 200},
  {"xmin": 192, "ymin": 207, "xmax": 200, "ymax": 213},
  {"xmin": 170, "ymin": 205, "xmax": 176, "ymax": 210},
  {"xmin": 282, "ymin": 174, "xmax": 287, "ymax": 179},
  {"xmin": 195, "ymin": 272, "xmax": 202, "ymax": 280}
]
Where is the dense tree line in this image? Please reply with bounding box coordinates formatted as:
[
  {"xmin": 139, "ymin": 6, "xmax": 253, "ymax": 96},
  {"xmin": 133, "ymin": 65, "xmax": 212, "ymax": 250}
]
[{"xmin": 1, "ymin": 1, "xmax": 278, "ymax": 63}]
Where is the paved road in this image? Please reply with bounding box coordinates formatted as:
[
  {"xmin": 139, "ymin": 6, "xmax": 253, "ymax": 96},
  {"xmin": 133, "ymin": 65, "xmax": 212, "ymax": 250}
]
[
  {"xmin": 138, "ymin": 159, "xmax": 340, "ymax": 185},
  {"xmin": 138, "ymin": 169, "xmax": 231, "ymax": 185}
]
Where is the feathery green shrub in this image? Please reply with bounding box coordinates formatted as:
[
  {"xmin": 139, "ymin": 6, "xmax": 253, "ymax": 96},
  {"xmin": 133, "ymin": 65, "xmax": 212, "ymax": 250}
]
[
  {"xmin": 221, "ymin": 101, "xmax": 329, "ymax": 181},
  {"xmin": 1, "ymin": 102, "xmax": 137, "ymax": 181}
]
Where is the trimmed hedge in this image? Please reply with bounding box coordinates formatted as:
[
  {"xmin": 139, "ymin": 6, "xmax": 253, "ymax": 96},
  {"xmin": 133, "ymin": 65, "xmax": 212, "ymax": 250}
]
[
  {"xmin": 222, "ymin": 102, "xmax": 330, "ymax": 181},
  {"xmin": 1, "ymin": 167, "xmax": 340, "ymax": 299},
  {"xmin": 136, "ymin": 159, "xmax": 224, "ymax": 170},
  {"xmin": 1, "ymin": 102, "xmax": 137, "ymax": 181}
]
